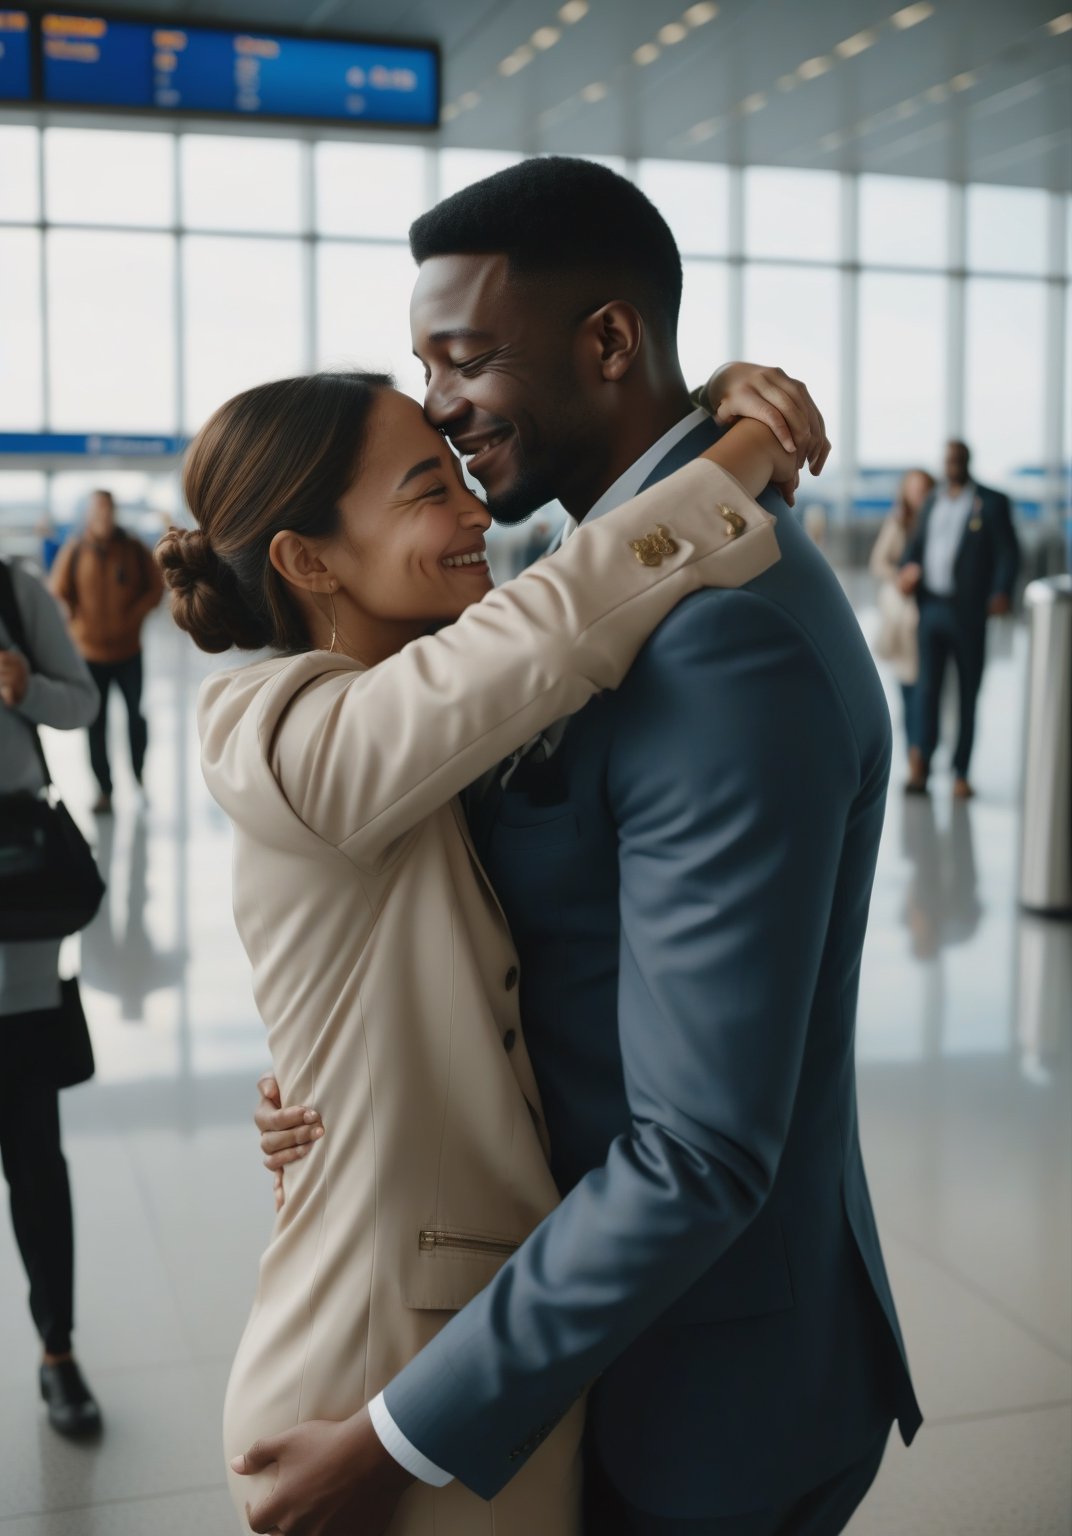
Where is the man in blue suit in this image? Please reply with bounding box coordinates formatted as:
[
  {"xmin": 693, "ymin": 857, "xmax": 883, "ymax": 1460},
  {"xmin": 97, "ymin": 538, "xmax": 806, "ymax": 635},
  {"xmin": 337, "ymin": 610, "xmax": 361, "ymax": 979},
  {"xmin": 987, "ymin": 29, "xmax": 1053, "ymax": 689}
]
[
  {"xmin": 899, "ymin": 440, "xmax": 1021, "ymax": 800},
  {"xmin": 238, "ymin": 157, "xmax": 921, "ymax": 1536}
]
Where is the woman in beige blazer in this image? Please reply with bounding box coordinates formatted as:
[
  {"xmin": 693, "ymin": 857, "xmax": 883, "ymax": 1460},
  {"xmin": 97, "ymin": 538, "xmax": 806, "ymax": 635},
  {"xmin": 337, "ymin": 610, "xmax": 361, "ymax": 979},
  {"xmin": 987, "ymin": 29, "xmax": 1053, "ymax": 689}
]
[{"xmin": 158, "ymin": 371, "xmax": 792, "ymax": 1536}]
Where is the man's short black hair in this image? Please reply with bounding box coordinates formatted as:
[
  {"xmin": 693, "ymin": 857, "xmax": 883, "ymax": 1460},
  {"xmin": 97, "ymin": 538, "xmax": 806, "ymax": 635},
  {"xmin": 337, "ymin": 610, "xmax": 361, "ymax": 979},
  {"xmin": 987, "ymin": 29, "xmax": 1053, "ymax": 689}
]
[{"xmin": 409, "ymin": 155, "xmax": 683, "ymax": 333}]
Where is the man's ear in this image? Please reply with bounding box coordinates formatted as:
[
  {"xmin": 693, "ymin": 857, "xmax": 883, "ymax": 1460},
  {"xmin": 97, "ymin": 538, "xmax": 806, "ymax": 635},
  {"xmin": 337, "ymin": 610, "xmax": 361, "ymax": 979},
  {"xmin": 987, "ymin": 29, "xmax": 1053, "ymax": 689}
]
[
  {"xmin": 268, "ymin": 530, "xmax": 333, "ymax": 596},
  {"xmin": 582, "ymin": 300, "xmax": 644, "ymax": 383}
]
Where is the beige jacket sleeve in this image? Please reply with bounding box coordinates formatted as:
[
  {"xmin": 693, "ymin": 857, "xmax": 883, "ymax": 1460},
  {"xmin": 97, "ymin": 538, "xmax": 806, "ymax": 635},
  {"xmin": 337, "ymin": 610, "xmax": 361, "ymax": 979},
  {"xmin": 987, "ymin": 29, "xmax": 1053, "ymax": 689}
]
[{"xmin": 270, "ymin": 458, "xmax": 779, "ymax": 870}]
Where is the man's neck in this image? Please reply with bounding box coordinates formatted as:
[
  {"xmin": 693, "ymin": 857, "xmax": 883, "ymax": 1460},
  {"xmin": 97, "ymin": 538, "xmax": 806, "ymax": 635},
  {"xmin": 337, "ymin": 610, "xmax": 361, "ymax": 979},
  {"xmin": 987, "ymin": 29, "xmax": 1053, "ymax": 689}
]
[{"xmin": 561, "ymin": 385, "xmax": 696, "ymax": 522}]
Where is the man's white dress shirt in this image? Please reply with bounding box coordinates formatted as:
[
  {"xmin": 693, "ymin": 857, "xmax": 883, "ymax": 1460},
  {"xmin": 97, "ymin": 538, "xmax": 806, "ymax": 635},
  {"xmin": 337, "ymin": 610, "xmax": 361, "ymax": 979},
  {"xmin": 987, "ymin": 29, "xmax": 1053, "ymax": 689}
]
[
  {"xmin": 922, "ymin": 484, "xmax": 975, "ymax": 597},
  {"xmin": 367, "ymin": 406, "xmax": 710, "ymax": 1486}
]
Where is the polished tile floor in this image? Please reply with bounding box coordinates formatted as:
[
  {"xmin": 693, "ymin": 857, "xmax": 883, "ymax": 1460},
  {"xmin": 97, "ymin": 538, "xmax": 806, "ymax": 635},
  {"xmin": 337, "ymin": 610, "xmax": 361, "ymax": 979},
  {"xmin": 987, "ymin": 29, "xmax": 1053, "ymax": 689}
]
[{"xmin": 1, "ymin": 593, "xmax": 1069, "ymax": 1535}]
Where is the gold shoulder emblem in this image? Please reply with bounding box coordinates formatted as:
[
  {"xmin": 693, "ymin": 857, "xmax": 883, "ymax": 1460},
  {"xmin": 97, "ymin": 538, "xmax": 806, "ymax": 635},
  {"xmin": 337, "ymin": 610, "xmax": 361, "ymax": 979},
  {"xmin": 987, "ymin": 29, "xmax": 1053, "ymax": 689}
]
[
  {"xmin": 719, "ymin": 504, "xmax": 746, "ymax": 538},
  {"xmin": 630, "ymin": 525, "xmax": 678, "ymax": 566}
]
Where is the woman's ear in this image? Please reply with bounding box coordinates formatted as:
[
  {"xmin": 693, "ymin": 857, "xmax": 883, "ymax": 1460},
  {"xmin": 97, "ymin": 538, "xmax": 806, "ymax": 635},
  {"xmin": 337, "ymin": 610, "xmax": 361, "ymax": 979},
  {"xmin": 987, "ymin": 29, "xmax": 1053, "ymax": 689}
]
[
  {"xmin": 581, "ymin": 300, "xmax": 644, "ymax": 383},
  {"xmin": 268, "ymin": 531, "xmax": 334, "ymax": 595}
]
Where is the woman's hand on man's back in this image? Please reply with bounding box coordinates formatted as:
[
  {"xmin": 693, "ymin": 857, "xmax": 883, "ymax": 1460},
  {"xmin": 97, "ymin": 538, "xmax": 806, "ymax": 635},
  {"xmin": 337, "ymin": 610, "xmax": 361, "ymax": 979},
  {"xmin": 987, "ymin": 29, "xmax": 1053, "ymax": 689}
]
[{"xmin": 255, "ymin": 1074, "xmax": 324, "ymax": 1211}]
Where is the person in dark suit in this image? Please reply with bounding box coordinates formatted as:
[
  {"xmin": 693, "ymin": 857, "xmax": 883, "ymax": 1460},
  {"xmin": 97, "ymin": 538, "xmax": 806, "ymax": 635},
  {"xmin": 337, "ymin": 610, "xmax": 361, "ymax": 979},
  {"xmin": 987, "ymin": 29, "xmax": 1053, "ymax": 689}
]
[
  {"xmin": 236, "ymin": 157, "xmax": 920, "ymax": 1536},
  {"xmin": 899, "ymin": 440, "xmax": 1021, "ymax": 799}
]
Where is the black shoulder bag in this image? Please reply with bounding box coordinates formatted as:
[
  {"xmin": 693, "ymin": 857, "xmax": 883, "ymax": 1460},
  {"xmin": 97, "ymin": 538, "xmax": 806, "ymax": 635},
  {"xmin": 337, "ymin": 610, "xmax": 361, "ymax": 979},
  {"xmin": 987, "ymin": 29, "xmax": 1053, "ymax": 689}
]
[{"xmin": 0, "ymin": 559, "xmax": 106, "ymax": 942}]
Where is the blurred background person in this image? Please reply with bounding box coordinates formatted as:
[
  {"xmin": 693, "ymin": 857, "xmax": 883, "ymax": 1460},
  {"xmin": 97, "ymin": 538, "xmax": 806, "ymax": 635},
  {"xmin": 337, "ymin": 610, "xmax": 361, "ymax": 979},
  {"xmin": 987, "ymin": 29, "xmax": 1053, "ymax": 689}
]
[
  {"xmin": 870, "ymin": 468, "xmax": 936, "ymax": 760},
  {"xmin": 0, "ymin": 555, "xmax": 103, "ymax": 1440},
  {"xmin": 899, "ymin": 441, "xmax": 1021, "ymax": 799},
  {"xmin": 49, "ymin": 490, "xmax": 164, "ymax": 815},
  {"xmin": 35, "ymin": 512, "xmax": 65, "ymax": 576}
]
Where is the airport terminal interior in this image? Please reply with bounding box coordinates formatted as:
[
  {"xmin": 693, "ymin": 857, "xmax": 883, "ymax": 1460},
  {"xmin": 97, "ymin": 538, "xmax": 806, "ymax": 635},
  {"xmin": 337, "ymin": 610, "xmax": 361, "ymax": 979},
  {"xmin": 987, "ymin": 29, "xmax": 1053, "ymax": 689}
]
[{"xmin": 0, "ymin": 0, "xmax": 1070, "ymax": 1532}]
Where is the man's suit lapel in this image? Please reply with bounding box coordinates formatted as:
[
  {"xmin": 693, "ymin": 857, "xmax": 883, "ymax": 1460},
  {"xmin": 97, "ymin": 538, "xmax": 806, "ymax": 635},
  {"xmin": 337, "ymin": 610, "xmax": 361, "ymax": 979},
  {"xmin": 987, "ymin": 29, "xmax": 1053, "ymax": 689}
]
[
  {"xmin": 954, "ymin": 487, "xmax": 985, "ymax": 581},
  {"xmin": 638, "ymin": 416, "xmax": 721, "ymax": 491},
  {"xmin": 467, "ymin": 416, "xmax": 722, "ymax": 854}
]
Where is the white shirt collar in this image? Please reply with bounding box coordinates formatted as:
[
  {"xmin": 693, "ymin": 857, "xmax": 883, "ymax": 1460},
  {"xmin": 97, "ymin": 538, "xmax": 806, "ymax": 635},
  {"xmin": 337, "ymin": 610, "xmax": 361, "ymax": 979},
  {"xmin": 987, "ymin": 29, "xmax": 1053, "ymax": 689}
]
[{"xmin": 557, "ymin": 406, "xmax": 709, "ymax": 543}]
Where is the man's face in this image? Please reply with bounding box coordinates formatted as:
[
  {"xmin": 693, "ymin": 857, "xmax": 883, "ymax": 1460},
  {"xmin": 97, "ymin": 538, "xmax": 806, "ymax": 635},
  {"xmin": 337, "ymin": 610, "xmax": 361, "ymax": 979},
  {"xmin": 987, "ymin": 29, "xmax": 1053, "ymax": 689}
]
[
  {"xmin": 944, "ymin": 443, "xmax": 970, "ymax": 487},
  {"xmin": 410, "ymin": 254, "xmax": 595, "ymax": 524},
  {"xmin": 86, "ymin": 493, "xmax": 116, "ymax": 539}
]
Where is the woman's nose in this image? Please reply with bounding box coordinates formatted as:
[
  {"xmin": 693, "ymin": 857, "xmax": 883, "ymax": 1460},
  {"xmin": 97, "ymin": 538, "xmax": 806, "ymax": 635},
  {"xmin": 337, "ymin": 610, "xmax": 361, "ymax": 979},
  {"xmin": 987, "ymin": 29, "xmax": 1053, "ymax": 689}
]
[{"xmin": 460, "ymin": 496, "xmax": 492, "ymax": 530}]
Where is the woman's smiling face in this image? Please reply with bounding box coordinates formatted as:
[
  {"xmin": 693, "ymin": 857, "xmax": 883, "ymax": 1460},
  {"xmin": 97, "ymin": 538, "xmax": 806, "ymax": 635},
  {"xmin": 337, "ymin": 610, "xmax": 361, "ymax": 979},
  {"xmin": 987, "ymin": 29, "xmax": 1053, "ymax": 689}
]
[{"xmin": 323, "ymin": 387, "xmax": 495, "ymax": 632}]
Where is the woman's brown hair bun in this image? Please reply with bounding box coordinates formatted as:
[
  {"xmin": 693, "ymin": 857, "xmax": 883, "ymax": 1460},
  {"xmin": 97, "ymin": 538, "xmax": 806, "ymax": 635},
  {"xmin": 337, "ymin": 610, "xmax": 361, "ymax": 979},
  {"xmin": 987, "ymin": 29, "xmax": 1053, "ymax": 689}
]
[{"xmin": 156, "ymin": 526, "xmax": 270, "ymax": 654}]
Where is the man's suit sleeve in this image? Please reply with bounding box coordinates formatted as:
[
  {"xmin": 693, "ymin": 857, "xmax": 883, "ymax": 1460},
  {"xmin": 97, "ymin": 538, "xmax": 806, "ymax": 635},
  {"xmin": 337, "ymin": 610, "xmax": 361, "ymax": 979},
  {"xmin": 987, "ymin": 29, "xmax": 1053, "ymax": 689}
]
[
  {"xmin": 381, "ymin": 581, "xmax": 866, "ymax": 1500},
  {"xmin": 991, "ymin": 492, "xmax": 1021, "ymax": 598}
]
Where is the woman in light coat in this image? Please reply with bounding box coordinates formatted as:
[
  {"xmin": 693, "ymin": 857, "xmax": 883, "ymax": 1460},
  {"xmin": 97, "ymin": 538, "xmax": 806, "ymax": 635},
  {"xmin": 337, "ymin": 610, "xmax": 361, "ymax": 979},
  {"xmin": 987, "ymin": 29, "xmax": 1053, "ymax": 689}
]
[
  {"xmin": 870, "ymin": 468, "xmax": 935, "ymax": 756},
  {"xmin": 158, "ymin": 370, "xmax": 794, "ymax": 1536}
]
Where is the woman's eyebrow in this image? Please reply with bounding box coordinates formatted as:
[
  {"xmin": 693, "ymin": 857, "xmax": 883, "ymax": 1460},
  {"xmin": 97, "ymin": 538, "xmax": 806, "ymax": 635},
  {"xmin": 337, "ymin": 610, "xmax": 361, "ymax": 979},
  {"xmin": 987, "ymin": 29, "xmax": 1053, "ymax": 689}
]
[{"xmin": 396, "ymin": 455, "xmax": 442, "ymax": 490}]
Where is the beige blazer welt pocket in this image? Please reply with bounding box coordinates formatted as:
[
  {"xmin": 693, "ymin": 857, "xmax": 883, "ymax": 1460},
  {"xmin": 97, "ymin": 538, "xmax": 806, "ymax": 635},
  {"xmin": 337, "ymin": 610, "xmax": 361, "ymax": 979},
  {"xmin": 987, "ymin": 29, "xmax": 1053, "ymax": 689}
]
[{"xmin": 401, "ymin": 1226, "xmax": 523, "ymax": 1311}]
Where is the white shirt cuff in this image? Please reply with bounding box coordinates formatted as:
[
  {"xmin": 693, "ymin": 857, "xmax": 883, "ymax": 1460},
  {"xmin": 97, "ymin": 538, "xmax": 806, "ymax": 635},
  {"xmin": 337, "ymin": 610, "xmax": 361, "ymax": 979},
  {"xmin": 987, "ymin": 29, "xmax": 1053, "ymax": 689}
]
[{"xmin": 367, "ymin": 1391, "xmax": 454, "ymax": 1487}]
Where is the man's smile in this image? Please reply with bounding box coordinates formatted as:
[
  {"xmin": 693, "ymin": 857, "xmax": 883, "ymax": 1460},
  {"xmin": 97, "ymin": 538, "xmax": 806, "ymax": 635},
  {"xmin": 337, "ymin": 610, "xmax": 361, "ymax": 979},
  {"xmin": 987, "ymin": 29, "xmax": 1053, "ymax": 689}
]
[{"xmin": 449, "ymin": 427, "xmax": 516, "ymax": 481}]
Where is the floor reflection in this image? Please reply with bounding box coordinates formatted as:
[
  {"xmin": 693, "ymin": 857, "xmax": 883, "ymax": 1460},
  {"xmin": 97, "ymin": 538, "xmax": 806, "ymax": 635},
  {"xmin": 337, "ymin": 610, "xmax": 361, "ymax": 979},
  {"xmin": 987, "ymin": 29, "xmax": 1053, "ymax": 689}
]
[
  {"xmin": 81, "ymin": 809, "xmax": 186, "ymax": 1022},
  {"xmin": 1015, "ymin": 915, "xmax": 1072, "ymax": 1085},
  {"xmin": 902, "ymin": 797, "xmax": 982, "ymax": 962}
]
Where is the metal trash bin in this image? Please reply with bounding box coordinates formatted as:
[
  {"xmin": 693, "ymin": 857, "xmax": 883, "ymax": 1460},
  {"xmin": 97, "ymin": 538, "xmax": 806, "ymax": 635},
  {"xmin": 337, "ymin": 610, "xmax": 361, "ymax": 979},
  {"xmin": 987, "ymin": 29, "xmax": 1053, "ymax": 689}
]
[{"xmin": 1019, "ymin": 575, "xmax": 1072, "ymax": 916}]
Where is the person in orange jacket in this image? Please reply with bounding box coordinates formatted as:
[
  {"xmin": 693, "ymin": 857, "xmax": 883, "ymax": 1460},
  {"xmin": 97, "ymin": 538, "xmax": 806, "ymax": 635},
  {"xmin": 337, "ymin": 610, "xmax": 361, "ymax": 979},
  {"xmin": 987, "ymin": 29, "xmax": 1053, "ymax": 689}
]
[{"xmin": 50, "ymin": 490, "xmax": 164, "ymax": 813}]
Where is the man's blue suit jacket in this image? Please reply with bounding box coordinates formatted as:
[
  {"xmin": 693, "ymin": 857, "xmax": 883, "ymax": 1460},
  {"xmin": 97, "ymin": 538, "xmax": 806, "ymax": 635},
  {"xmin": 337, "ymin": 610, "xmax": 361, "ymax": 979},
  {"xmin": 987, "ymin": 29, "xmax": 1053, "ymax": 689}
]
[
  {"xmin": 904, "ymin": 482, "xmax": 1021, "ymax": 630},
  {"xmin": 383, "ymin": 419, "xmax": 922, "ymax": 1520}
]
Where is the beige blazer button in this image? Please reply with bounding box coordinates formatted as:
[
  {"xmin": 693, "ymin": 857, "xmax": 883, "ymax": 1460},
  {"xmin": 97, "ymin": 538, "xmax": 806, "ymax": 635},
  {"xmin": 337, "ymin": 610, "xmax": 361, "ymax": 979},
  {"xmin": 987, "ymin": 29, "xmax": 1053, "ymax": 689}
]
[
  {"xmin": 505, "ymin": 965, "xmax": 519, "ymax": 990},
  {"xmin": 503, "ymin": 1029, "xmax": 517, "ymax": 1053}
]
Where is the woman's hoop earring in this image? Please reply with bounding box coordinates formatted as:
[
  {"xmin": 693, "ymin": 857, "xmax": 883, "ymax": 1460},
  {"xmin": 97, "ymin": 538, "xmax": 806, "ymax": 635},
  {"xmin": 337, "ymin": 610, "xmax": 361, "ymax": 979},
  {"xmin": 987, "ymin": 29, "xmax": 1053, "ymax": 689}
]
[{"xmin": 328, "ymin": 590, "xmax": 339, "ymax": 654}]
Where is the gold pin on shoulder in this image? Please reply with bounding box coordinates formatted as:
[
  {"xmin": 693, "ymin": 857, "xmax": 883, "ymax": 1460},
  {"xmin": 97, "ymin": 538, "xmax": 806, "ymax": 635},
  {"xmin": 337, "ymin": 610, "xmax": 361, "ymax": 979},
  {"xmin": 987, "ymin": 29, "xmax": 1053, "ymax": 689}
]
[
  {"xmin": 719, "ymin": 505, "xmax": 746, "ymax": 538},
  {"xmin": 630, "ymin": 525, "xmax": 677, "ymax": 566}
]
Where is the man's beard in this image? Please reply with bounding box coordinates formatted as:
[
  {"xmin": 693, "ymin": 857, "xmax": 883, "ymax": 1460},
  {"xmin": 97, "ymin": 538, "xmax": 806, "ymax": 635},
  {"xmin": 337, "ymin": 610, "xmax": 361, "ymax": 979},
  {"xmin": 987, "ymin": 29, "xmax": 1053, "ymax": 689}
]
[
  {"xmin": 482, "ymin": 466, "xmax": 555, "ymax": 528},
  {"xmin": 483, "ymin": 451, "xmax": 560, "ymax": 527}
]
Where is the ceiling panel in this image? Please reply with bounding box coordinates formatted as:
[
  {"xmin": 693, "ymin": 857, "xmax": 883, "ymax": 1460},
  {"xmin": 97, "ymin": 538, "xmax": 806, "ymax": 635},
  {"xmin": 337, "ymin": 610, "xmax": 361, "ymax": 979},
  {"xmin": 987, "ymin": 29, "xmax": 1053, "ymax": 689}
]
[{"xmin": 19, "ymin": 0, "xmax": 1072, "ymax": 187}]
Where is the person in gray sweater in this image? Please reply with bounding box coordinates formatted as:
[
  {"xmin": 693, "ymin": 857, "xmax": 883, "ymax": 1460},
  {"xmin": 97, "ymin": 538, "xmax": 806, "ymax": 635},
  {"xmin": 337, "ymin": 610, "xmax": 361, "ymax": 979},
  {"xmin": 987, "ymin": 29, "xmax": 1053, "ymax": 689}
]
[{"xmin": 0, "ymin": 557, "xmax": 103, "ymax": 1437}]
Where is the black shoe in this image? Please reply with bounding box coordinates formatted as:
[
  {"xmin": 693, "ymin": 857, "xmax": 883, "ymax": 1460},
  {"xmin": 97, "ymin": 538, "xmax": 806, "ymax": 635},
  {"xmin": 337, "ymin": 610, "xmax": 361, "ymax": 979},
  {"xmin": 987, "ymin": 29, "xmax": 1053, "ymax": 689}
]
[{"xmin": 40, "ymin": 1360, "xmax": 103, "ymax": 1439}]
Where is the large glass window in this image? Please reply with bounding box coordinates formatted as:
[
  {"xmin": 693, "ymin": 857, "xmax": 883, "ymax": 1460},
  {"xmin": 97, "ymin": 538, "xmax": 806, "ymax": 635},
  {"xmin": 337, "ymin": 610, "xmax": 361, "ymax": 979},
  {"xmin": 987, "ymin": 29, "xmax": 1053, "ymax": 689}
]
[
  {"xmin": 0, "ymin": 125, "xmax": 39, "ymax": 222},
  {"xmin": 964, "ymin": 279, "xmax": 1048, "ymax": 490},
  {"xmin": 745, "ymin": 167, "xmax": 840, "ymax": 262},
  {"xmin": 677, "ymin": 262, "xmax": 729, "ymax": 396},
  {"xmin": 966, "ymin": 185, "xmax": 1049, "ymax": 276},
  {"xmin": 858, "ymin": 176, "xmax": 948, "ymax": 269},
  {"xmin": 317, "ymin": 243, "xmax": 424, "ymax": 400},
  {"xmin": 742, "ymin": 266, "xmax": 841, "ymax": 465},
  {"xmin": 0, "ymin": 229, "xmax": 43, "ymax": 430},
  {"xmin": 180, "ymin": 135, "xmax": 303, "ymax": 232},
  {"xmin": 48, "ymin": 469, "xmax": 172, "ymax": 529},
  {"xmin": 183, "ymin": 237, "xmax": 304, "ymax": 432},
  {"xmin": 47, "ymin": 230, "xmax": 175, "ymax": 432},
  {"xmin": 1, "ymin": 126, "xmax": 1070, "ymax": 547},
  {"xmin": 315, "ymin": 143, "xmax": 426, "ymax": 239},
  {"xmin": 438, "ymin": 149, "xmax": 521, "ymax": 201},
  {"xmin": 44, "ymin": 128, "xmax": 174, "ymax": 228},
  {"xmin": 638, "ymin": 160, "xmax": 729, "ymax": 256},
  {"xmin": 858, "ymin": 274, "xmax": 947, "ymax": 468}
]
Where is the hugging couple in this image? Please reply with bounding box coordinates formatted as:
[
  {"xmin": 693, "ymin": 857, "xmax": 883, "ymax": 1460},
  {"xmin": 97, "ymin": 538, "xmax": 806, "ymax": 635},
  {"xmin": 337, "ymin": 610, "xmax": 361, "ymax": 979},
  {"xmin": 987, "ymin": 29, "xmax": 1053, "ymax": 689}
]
[{"xmin": 159, "ymin": 157, "xmax": 921, "ymax": 1536}]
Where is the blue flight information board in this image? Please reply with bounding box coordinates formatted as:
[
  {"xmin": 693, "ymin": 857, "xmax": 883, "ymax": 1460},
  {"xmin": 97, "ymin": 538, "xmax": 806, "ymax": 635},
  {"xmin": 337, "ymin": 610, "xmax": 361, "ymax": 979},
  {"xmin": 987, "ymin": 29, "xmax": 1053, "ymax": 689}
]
[
  {"xmin": 40, "ymin": 13, "xmax": 439, "ymax": 126},
  {"xmin": 0, "ymin": 11, "xmax": 31, "ymax": 100}
]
